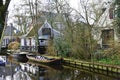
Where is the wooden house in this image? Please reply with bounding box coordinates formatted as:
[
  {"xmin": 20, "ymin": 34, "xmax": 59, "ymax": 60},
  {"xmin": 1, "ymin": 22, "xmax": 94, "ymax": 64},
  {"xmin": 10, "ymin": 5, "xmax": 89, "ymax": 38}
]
[
  {"xmin": 20, "ymin": 20, "xmax": 62, "ymax": 53},
  {"xmin": 1, "ymin": 24, "xmax": 19, "ymax": 48},
  {"xmin": 93, "ymin": 1, "xmax": 118, "ymax": 48}
]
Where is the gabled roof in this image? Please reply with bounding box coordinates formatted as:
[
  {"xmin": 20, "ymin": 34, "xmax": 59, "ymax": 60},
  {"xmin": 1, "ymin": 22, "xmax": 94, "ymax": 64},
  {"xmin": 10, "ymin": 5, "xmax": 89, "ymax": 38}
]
[
  {"xmin": 38, "ymin": 20, "xmax": 52, "ymax": 34},
  {"xmin": 4, "ymin": 26, "xmax": 18, "ymax": 36},
  {"xmin": 26, "ymin": 23, "xmax": 42, "ymax": 37},
  {"xmin": 42, "ymin": 20, "xmax": 52, "ymax": 28},
  {"xmin": 95, "ymin": 1, "xmax": 114, "ymax": 28},
  {"xmin": 25, "ymin": 20, "xmax": 62, "ymax": 38},
  {"xmin": 26, "ymin": 20, "xmax": 52, "ymax": 37},
  {"xmin": 38, "ymin": 21, "xmax": 62, "ymax": 38}
]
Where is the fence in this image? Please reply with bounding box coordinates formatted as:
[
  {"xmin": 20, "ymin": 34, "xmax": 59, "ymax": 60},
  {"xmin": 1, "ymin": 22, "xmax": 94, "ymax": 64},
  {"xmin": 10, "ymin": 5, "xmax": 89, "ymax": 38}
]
[
  {"xmin": 20, "ymin": 46, "xmax": 38, "ymax": 52},
  {"xmin": 63, "ymin": 59, "xmax": 120, "ymax": 74}
]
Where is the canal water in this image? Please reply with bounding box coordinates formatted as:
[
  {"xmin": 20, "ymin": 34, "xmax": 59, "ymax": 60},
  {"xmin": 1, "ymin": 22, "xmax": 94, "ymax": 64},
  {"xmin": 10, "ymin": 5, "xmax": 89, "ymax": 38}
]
[{"xmin": 0, "ymin": 56, "xmax": 119, "ymax": 80}]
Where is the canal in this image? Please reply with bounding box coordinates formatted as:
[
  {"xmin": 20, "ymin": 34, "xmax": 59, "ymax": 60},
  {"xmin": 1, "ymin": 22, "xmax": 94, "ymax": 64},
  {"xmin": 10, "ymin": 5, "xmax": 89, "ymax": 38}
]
[{"xmin": 0, "ymin": 55, "xmax": 119, "ymax": 80}]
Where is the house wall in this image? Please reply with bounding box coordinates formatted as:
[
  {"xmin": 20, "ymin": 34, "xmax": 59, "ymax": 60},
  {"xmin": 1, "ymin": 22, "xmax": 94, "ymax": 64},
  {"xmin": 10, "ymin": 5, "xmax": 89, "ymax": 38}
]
[
  {"xmin": 2, "ymin": 38, "xmax": 9, "ymax": 47},
  {"xmin": 92, "ymin": 1, "xmax": 120, "ymax": 48},
  {"xmin": 2, "ymin": 36, "xmax": 16, "ymax": 48},
  {"xmin": 21, "ymin": 38, "xmax": 36, "ymax": 46},
  {"xmin": 20, "ymin": 37, "xmax": 37, "ymax": 52}
]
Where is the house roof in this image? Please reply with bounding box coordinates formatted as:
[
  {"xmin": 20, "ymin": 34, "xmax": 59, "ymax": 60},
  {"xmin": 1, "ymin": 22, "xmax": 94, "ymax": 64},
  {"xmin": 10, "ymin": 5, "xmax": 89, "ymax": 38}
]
[
  {"xmin": 95, "ymin": 1, "xmax": 114, "ymax": 28},
  {"xmin": 38, "ymin": 20, "xmax": 52, "ymax": 34},
  {"xmin": 26, "ymin": 20, "xmax": 53, "ymax": 37},
  {"xmin": 4, "ymin": 26, "xmax": 18, "ymax": 36},
  {"xmin": 25, "ymin": 20, "xmax": 62, "ymax": 38},
  {"xmin": 26, "ymin": 23, "xmax": 42, "ymax": 37}
]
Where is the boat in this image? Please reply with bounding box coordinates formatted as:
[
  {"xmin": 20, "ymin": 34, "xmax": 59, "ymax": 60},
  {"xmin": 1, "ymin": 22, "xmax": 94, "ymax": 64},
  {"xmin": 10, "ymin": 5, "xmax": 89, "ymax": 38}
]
[
  {"xmin": 0, "ymin": 60, "xmax": 5, "ymax": 66},
  {"xmin": 9, "ymin": 52, "xmax": 29, "ymax": 63},
  {"xmin": 27, "ymin": 54, "xmax": 63, "ymax": 65},
  {"xmin": 0, "ymin": 56, "xmax": 6, "ymax": 66}
]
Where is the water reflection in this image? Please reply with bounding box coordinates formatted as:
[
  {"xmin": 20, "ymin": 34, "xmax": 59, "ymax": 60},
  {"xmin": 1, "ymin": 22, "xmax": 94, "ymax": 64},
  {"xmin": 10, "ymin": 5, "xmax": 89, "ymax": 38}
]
[
  {"xmin": 13, "ymin": 68, "xmax": 32, "ymax": 80},
  {"xmin": 0, "ymin": 56, "xmax": 119, "ymax": 80}
]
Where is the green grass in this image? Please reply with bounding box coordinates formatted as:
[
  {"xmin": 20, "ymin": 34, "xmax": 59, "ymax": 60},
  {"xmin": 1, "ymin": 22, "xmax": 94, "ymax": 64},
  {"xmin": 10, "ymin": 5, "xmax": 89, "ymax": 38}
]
[{"xmin": 97, "ymin": 58, "xmax": 120, "ymax": 65}]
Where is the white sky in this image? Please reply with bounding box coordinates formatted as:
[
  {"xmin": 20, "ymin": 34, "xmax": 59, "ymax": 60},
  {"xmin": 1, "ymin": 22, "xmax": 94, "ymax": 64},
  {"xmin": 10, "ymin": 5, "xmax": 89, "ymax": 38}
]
[
  {"xmin": 8, "ymin": 0, "xmax": 21, "ymax": 24},
  {"xmin": 7, "ymin": 0, "xmax": 79, "ymax": 25},
  {"xmin": 7, "ymin": 0, "xmax": 111, "ymax": 25},
  {"xmin": 8, "ymin": 0, "xmax": 79, "ymax": 14}
]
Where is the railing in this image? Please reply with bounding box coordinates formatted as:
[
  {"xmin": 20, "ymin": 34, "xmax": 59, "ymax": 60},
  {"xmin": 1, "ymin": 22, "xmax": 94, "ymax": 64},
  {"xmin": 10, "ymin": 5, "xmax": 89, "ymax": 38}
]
[{"xmin": 20, "ymin": 46, "xmax": 38, "ymax": 52}]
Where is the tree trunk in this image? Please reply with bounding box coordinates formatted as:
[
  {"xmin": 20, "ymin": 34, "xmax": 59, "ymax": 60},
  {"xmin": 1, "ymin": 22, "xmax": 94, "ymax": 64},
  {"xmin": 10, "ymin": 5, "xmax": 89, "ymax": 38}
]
[{"xmin": 0, "ymin": 0, "xmax": 11, "ymax": 38}]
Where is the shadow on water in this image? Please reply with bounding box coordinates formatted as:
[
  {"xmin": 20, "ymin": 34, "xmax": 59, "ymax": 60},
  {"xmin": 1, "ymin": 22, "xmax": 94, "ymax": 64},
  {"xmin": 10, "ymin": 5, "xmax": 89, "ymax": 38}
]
[
  {"xmin": 20, "ymin": 62, "xmax": 120, "ymax": 80},
  {"xmin": 62, "ymin": 66, "xmax": 120, "ymax": 80},
  {"xmin": 0, "ymin": 55, "xmax": 119, "ymax": 80},
  {"xmin": 7, "ymin": 54, "xmax": 29, "ymax": 63},
  {"xmin": 63, "ymin": 63, "xmax": 120, "ymax": 79}
]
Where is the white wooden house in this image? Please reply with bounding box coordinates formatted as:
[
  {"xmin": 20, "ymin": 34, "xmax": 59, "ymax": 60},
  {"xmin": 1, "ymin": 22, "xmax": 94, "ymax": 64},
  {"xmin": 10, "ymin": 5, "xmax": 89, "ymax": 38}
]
[
  {"xmin": 20, "ymin": 20, "xmax": 62, "ymax": 52},
  {"xmin": 93, "ymin": 1, "xmax": 118, "ymax": 48},
  {"xmin": 2, "ymin": 24, "xmax": 19, "ymax": 48}
]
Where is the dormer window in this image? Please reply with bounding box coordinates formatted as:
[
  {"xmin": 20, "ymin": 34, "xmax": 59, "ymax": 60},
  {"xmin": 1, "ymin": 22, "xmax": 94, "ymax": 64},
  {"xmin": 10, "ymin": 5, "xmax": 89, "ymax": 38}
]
[{"xmin": 42, "ymin": 28, "xmax": 51, "ymax": 35}]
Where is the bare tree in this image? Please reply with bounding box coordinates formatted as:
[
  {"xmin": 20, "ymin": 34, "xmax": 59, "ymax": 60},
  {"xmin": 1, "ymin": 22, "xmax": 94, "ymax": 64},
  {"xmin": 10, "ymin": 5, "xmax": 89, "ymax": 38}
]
[{"xmin": 50, "ymin": 0, "xmax": 108, "ymax": 60}]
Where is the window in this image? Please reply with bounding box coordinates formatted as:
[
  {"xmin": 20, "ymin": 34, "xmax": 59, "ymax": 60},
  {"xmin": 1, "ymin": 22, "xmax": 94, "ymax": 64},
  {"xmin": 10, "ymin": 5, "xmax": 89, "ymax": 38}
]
[
  {"xmin": 109, "ymin": 8, "xmax": 114, "ymax": 19},
  {"xmin": 42, "ymin": 28, "xmax": 51, "ymax": 35}
]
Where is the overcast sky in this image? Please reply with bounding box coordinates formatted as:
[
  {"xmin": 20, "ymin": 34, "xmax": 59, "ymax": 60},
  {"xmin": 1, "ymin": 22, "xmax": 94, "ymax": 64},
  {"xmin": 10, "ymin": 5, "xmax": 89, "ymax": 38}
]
[
  {"xmin": 7, "ymin": 0, "xmax": 111, "ymax": 26},
  {"xmin": 7, "ymin": 0, "xmax": 79, "ymax": 25}
]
